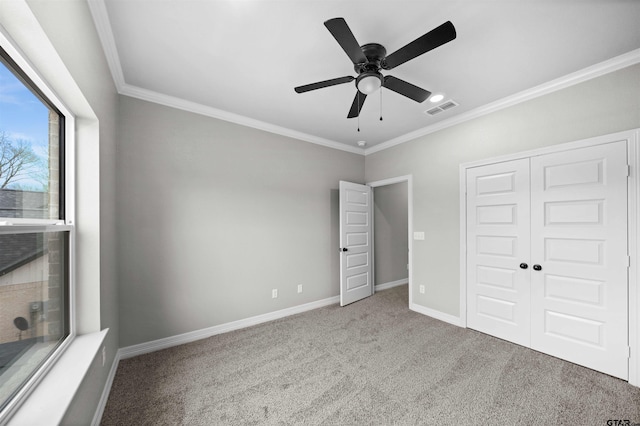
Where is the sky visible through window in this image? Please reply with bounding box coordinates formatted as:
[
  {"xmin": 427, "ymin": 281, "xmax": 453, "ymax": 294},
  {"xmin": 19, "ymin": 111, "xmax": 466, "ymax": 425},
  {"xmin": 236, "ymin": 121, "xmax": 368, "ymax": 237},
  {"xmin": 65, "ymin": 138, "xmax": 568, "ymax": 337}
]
[{"xmin": 0, "ymin": 61, "xmax": 49, "ymax": 191}]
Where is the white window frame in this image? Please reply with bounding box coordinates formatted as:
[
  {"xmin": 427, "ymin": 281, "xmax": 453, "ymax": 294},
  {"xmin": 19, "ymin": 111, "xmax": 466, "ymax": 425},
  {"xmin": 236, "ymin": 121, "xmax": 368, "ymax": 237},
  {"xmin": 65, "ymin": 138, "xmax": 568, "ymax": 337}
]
[
  {"xmin": 0, "ymin": 2, "xmax": 107, "ymax": 423},
  {"xmin": 0, "ymin": 26, "xmax": 77, "ymax": 422}
]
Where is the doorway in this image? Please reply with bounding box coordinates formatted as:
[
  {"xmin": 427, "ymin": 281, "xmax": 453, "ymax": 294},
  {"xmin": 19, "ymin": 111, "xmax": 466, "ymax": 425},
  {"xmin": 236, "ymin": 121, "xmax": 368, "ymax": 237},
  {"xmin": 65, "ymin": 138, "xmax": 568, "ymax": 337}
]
[
  {"xmin": 369, "ymin": 175, "xmax": 413, "ymax": 307},
  {"xmin": 338, "ymin": 176, "xmax": 413, "ymax": 307}
]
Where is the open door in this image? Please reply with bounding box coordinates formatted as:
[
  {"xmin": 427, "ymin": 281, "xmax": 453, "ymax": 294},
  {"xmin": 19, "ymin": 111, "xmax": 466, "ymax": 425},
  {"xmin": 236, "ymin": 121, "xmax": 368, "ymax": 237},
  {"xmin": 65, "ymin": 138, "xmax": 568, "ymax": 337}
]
[{"xmin": 339, "ymin": 181, "xmax": 374, "ymax": 306}]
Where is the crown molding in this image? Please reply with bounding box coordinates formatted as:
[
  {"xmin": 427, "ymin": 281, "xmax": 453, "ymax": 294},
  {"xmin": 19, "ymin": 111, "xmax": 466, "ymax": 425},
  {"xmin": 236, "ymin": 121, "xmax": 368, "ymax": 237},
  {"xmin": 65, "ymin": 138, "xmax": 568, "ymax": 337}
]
[
  {"xmin": 87, "ymin": 0, "xmax": 125, "ymax": 90},
  {"xmin": 365, "ymin": 48, "xmax": 640, "ymax": 155},
  {"xmin": 119, "ymin": 83, "xmax": 364, "ymax": 154},
  {"xmin": 87, "ymin": 0, "xmax": 363, "ymax": 155},
  {"xmin": 88, "ymin": 0, "xmax": 639, "ymax": 157}
]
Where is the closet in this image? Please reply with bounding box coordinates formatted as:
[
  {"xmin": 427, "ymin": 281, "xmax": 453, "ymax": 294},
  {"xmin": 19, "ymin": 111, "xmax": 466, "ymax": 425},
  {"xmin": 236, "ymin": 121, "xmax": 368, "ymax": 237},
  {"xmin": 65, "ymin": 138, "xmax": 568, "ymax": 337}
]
[{"xmin": 465, "ymin": 140, "xmax": 629, "ymax": 379}]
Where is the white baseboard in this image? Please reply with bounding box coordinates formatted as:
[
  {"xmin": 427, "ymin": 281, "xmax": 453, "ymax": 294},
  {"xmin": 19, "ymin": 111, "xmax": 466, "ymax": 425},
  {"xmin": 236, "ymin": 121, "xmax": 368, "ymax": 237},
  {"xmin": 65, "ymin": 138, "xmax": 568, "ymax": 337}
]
[
  {"xmin": 410, "ymin": 303, "xmax": 463, "ymax": 327},
  {"xmin": 92, "ymin": 294, "xmax": 340, "ymax": 424},
  {"xmin": 119, "ymin": 295, "xmax": 340, "ymax": 359},
  {"xmin": 375, "ymin": 278, "xmax": 408, "ymax": 291}
]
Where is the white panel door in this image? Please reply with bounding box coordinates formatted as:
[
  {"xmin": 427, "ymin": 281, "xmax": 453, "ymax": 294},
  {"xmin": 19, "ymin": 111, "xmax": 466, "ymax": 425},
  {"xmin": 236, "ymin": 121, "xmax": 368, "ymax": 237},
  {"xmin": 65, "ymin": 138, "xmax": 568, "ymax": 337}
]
[
  {"xmin": 530, "ymin": 141, "xmax": 628, "ymax": 379},
  {"xmin": 339, "ymin": 181, "xmax": 373, "ymax": 306},
  {"xmin": 466, "ymin": 159, "xmax": 531, "ymax": 346}
]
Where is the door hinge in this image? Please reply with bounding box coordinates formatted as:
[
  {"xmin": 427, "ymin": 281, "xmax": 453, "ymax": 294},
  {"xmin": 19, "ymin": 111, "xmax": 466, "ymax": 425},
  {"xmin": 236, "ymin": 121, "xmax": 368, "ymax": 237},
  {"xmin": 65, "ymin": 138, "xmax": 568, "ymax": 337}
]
[
  {"xmin": 628, "ymin": 256, "xmax": 632, "ymax": 268},
  {"xmin": 628, "ymin": 346, "xmax": 631, "ymax": 359},
  {"xmin": 626, "ymin": 164, "xmax": 631, "ymax": 177}
]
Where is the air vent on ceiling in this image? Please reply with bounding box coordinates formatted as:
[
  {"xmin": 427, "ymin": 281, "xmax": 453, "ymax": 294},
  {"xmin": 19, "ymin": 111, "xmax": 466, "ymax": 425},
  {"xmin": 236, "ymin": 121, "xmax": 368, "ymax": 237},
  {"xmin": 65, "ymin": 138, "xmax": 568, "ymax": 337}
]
[{"xmin": 425, "ymin": 99, "xmax": 458, "ymax": 116}]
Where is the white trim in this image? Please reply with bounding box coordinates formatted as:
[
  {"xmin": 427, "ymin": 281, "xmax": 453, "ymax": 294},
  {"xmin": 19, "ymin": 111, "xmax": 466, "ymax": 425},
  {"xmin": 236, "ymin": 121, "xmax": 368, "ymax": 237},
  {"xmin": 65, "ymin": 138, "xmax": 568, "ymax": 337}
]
[
  {"xmin": 0, "ymin": 3, "xmax": 83, "ymax": 421},
  {"xmin": 462, "ymin": 129, "xmax": 639, "ymax": 169},
  {"xmin": 86, "ymin": 0, "xmax": 363, "ymax": 155},
  {"xmin": 118, "ymin": 295, "xmax": 339, "ymax": 359},
  {"xmin": 459, "ymin": 129, "xmax": 640, "ymax": 386},
  {"xmin": 371, "ymin": 187, "xmax": 375, "ymax": 299},
  {"xmin": 0, "ymin": 0, "xmax": 101, "ymax": 334},
  {"xmin": 459, "ymin": 164, "xmax": 468, "ymax": 328},
  {"xmin": 119, "ymin": 84, "xmax": 364, "ymax": 155},
  {"xmin": 408, "ymin": 177, "xmax": 413, "ymax": 308},
  {"xmin": 87, "ymin": 0, "xmax": 640, "ymax": 157},
  {"xmin": 410, "ymin": 303, "xmax": 463, "ymax": 327},
  {"xmin": 375, "ymin": 278, "xmax": 408, "ymax": 291},
  {"xmin": 91, "ymin": 346, "xmax": 121, "ymax": 426},
  {"xmin": 0, "ymin": 22, "xmax": 75, "ymax": 122},
  {"xmin": 9, "ymin": 330, "xmax": 108, "ymax": 426},
  {"xmin": 368, "ymin": 175, "xmax": 412, "ymax": 188},
  {"xmin": 93, "ymin": 279, "xmax": 400, "ymax": 424},
  {"xmin": 93, "ymin": 278, "xmax": 403, "ymax": 424},
  {"xmin": 368, "ymin": 175, "xmax": 413, "ymax": 308},
  {"xmin": 629, "ymin": 130, "xmax": 640, "ymax": 387},
  {"xmin": 86, "ymin": 0, "xmax": 125, "ymax": 90},
  {"xmin": 365, "ymin": 49, "xmax": 640, "ymax": 156},
  {"xmin": 0, "ymin": 224, "xmax": 73, "ymax": 235}
]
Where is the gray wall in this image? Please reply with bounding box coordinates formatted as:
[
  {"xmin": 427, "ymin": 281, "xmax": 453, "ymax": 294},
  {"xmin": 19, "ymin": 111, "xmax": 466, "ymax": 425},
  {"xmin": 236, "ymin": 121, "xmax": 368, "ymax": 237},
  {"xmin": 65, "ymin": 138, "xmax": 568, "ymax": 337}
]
[
  {"xmin": 116, "ymin": 96, "xmax": 364, "ymax": 347},
  {"xmin": 26, "ymin": 0, "xmax": 120, "ymax": 423},
  {"xmin": 373, "ymin": 182, "xmax": 408, "ymax": 286},
  {"xmin": 365, "ymin": 63, "xmax": 640, "ymax": 317}
]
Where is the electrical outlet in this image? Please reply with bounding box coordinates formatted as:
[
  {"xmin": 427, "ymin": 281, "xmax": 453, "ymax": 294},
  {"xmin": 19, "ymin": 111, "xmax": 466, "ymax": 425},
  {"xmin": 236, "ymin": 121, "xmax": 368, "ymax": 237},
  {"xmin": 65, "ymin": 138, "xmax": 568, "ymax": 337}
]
[
  {"xmin": 297, "ymin": 284, "xmax": 303, "ymax": 293},
  {"xmin": 272, "ymin": 289, "xmax": 278, "ymax": 299},
  {"xmin": 102, "ymin": 346, "xmax": 106, "ymax": 367},
  {"xmin": 419, "ymin": 285, "xmax": 425, "ymax": 294}
]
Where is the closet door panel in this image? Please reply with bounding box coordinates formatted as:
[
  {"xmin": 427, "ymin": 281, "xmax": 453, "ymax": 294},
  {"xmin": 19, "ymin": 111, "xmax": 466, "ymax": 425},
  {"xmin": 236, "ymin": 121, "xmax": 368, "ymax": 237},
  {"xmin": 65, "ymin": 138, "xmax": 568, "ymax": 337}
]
[
  {"xmin": 530, "ymin": 141, "xmax": 628, "ymax": 380},
  {"xmin": 466, "ymin": 159, "xmax": 531, "ymax": 346}
]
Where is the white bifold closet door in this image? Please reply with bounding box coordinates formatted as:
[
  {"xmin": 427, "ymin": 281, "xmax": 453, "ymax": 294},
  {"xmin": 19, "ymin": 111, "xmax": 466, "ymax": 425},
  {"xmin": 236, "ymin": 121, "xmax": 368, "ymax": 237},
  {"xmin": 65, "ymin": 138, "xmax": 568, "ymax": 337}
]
[
  {"xmin": 467, "ymin": 141, "xmax": 629, "ymax": 380},
  {"xmin": 466, "ymin": 158, "xmax": 532, "ymax": 347}
]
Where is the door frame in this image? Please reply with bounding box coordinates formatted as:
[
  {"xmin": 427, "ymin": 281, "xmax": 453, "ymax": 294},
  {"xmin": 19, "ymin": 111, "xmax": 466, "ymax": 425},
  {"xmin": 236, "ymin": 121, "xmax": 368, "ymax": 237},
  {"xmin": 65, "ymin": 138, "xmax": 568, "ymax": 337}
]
[
  {"xmin": 367, "ymin": 175, "xmax": 413, "ymax": 307},
  {"xmin": 459, "ymin": 128, "xmax": 639, "ymax": 386}
]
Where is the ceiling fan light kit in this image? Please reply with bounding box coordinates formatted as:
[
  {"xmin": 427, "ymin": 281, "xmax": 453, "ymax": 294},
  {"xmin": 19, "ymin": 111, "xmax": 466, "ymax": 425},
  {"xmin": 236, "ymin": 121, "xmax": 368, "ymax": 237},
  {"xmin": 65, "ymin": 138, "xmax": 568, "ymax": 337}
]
[
  {"xmin": 294, "ymin": 17, "xmax": 456, "ymax": 121},
  {"xmin": 356, "ymin": 72, "xmax": 382, "ymax": 95}
]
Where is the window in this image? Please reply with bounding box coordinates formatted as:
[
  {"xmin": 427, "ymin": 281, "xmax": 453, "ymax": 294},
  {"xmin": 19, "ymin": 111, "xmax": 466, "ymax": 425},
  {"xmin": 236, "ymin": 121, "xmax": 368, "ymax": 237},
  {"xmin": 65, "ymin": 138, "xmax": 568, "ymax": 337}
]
[{"xmin": 0, "ymin": 45, "xmax": 72, "ymax": 417}]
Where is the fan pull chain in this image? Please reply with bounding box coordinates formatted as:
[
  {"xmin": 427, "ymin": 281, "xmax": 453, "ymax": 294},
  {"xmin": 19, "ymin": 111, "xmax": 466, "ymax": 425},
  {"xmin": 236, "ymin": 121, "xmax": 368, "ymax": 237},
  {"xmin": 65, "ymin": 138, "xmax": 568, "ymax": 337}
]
[
  {"xmin": 357, "ymin": 91, "xmax": 361, "ymax": 132},
  {"xmin": 380, "ymin": 87, "xmax": 383, "ymax": 121}
]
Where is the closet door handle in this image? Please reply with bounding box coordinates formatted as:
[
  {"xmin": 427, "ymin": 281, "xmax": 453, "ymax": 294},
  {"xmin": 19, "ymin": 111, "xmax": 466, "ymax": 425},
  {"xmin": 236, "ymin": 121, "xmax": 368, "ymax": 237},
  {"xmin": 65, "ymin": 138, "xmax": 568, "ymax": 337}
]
[
  {"xmin": 519, "ymin": 263, "xmax": 528, "ymax": 269},
  {"xmin": 533, "ymin": 264, "xmax": 542, "ymax": 271},
  {"xmin": 341, "ymin": 247, "xmax": 348, "ymax": 252}
]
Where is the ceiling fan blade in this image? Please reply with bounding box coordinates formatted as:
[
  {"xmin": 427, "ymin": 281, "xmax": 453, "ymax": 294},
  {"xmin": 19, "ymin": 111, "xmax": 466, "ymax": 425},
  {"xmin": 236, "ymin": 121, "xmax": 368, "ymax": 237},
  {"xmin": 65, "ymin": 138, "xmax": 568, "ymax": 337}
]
[
  {"xmin": 347, "ymin": 91, "xmax": 367, "ymax": 118},
  {"xmin": 324, "ymin": 18, "xmax": 367, "ymax": 65},
  {"xmin": 383, "ymin": 76, "xmax": 431, "ymax": 102},
  {"xmin": 382, "ymin": 21, "xmax": 456, "ymax": 70},
  {"xmin": 295, "ymin": 76, "xmax": 355, "ymax": 93}
]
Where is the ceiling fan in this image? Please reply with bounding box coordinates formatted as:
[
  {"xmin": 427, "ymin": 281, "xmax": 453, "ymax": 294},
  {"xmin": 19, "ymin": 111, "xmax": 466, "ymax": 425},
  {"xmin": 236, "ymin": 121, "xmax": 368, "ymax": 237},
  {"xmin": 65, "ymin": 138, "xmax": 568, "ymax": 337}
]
[{"xmin": 294, "ymin": 18, "xmax": 456, "ymax": 119}]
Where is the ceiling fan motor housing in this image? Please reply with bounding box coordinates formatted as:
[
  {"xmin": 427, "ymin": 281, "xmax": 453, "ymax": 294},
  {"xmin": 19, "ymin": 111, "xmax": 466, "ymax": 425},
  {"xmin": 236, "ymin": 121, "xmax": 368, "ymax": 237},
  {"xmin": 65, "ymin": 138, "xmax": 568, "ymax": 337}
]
[{"xmin": 354, "ymin": 43, "xmax": 387, "ymax": 73}]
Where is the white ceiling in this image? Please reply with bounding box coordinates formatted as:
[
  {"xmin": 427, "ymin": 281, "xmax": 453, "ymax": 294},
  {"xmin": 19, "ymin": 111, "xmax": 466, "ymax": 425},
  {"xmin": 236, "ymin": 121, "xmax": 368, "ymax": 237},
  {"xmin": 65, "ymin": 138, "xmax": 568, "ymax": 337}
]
[{"xmin": 91, "ymin": 0, "xmax": 640, "ymax": 153}]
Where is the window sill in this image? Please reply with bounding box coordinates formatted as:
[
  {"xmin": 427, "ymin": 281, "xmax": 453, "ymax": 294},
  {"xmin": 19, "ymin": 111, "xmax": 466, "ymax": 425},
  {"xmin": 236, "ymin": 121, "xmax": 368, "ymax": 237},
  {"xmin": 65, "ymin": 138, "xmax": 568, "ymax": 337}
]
[{"xmin": 7, "ymin": 329, "xmax": 108, "ymax": 426}]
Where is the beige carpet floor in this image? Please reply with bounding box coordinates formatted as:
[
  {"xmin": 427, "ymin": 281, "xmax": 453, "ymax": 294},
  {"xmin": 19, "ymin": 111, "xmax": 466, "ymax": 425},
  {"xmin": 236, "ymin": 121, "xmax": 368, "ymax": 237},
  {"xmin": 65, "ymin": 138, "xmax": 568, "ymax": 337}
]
[{"xmin": 101, "ymin": 285, "xmax": 640, "ymax": 425}]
